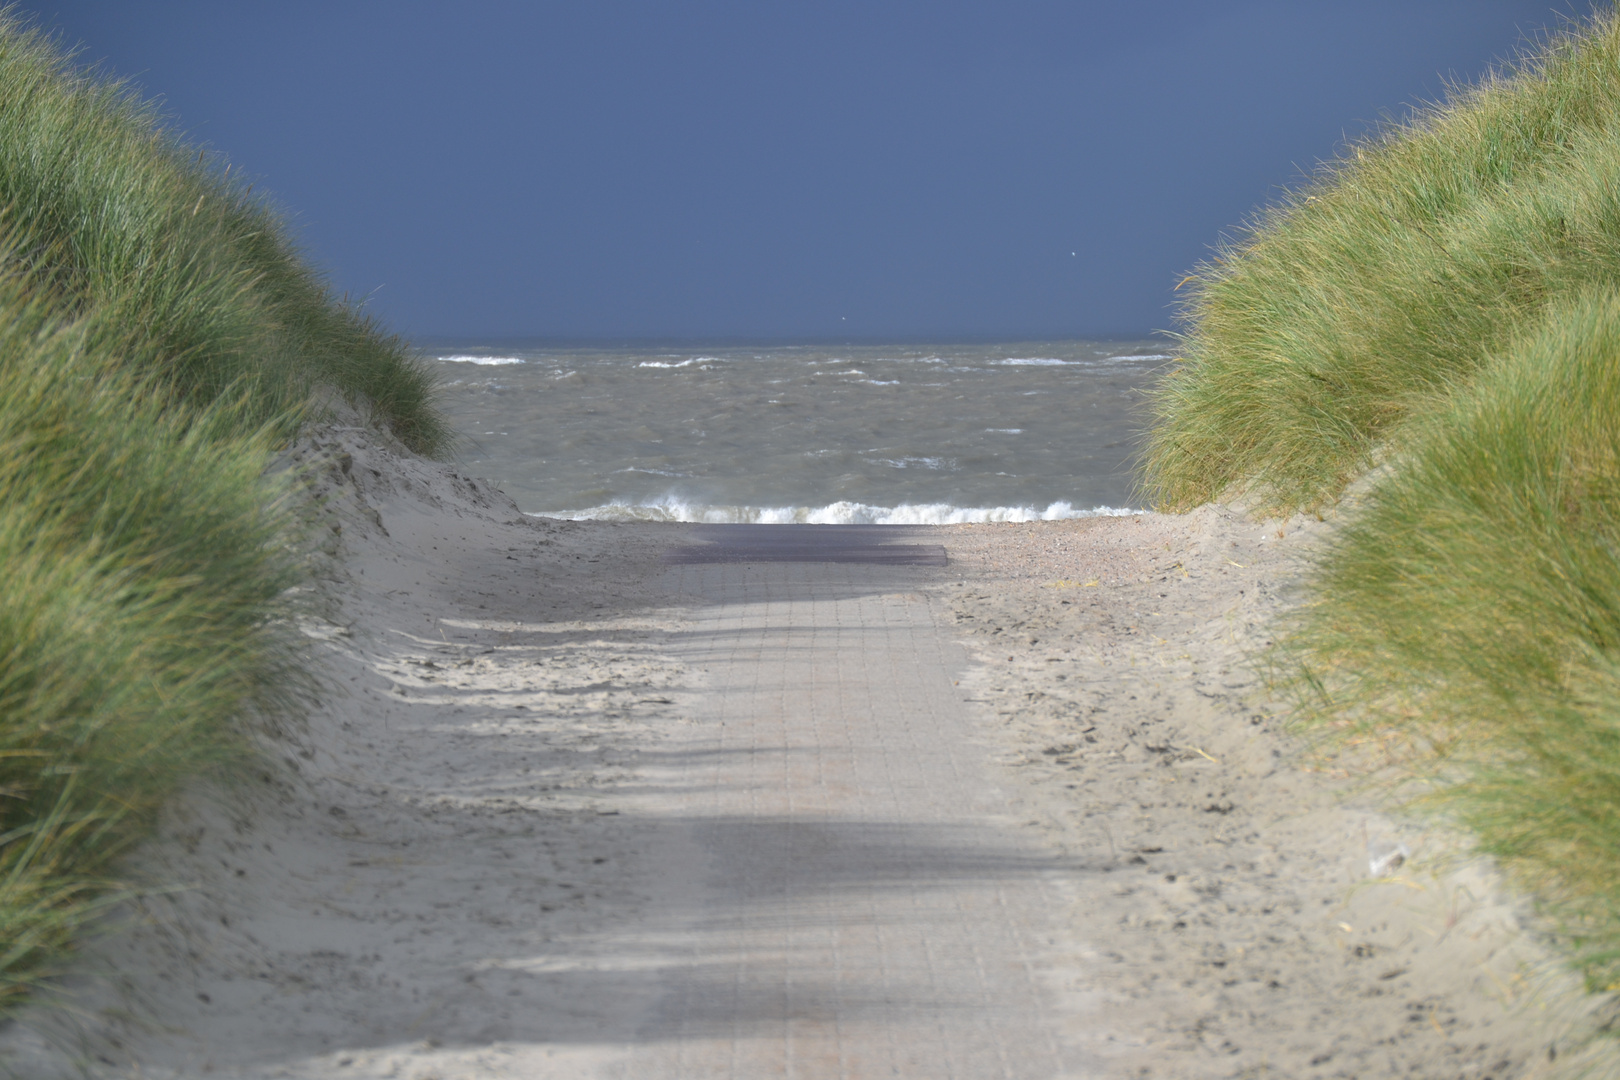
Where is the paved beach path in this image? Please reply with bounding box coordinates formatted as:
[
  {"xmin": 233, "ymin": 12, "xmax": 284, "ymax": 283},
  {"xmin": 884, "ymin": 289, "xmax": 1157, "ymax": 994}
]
[
  {"xmin": 1, "ymin": 427, "xmax": 1591, "ymax": 1079},
  {"xmin": 610, "ymin": 525, "xmax": 1102, "ymax": 1076}
]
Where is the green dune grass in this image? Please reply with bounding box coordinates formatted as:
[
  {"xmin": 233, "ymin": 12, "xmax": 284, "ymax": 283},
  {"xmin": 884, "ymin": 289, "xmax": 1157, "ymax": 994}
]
[
  {"xmin": 0, "ymin": 11, "xmax": 445, "ymax": 1010},
  {"xmin": 0, "ymin": 13, "xmax": 448, "ymax": 453},
  {"xmin": 0, "ymin": 279, "xmax": 308, "ymax": 1008},
  {"xmin": 1146, "ymin": 10, "xmax": 1620, "ymax": 1005},
  {"xmin": 1284, "ymin": 291, "xmax": 1620, "ymax": 990},
  {"xmin": 1148, "ymin": 13, "xmax": 1620, "ymax": 516}
]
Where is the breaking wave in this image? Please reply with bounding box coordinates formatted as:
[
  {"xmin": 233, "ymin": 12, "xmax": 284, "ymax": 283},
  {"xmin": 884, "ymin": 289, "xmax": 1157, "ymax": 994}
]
[{"xmin": 528, "ymin": 499, "xmax": 1142, "ymax": 525}]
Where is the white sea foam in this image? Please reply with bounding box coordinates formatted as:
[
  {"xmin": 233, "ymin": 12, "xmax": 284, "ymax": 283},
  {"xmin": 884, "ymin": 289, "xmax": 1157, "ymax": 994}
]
[
  {"xmin": 986, "ymin": 428, "xmax": 1023, "ymax": 434},
  {"xmin": 638, "ymin": 356, "xmax": 722, "ymax": 369},
  {"xmin": 438, "ymin": 354, "xmax": 525, "ymax": 365},
  {"xmin": 529, "ymin": 499, "xmax": 1141, "ymax": 525},
  {"xmin": 997, "ymin": 353, "xmax": 1170, "ymax": 367}
]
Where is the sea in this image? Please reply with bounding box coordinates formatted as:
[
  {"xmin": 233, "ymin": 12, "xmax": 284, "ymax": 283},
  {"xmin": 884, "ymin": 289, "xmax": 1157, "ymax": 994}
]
[{"xmin": 421, "ymin": 340, "xmax": 1171, "ymax": 524}]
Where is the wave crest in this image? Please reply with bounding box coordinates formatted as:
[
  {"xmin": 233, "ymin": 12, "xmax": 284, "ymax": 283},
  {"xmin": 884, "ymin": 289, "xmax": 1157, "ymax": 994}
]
[{"xmin": 528, "ymin": 498, "xmax": 1140, "ymax": 525}]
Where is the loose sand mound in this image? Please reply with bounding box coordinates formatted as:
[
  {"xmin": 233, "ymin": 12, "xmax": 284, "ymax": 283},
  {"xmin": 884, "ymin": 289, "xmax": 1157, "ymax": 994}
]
[
  {"xmin": 937, "ymin": 510, "xmax": 1607, "ymax": 1076},
  {"xmin": 0, "ymin": 432, "xmax": 1603, "ymax": 1078}
]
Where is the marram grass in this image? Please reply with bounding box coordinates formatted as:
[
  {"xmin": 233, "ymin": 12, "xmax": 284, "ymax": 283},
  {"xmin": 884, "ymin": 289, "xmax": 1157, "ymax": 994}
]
[
  {"xmin": 1146, "ymin": 7, "xmax": 1620, "ymax": 1017},
  {"xmin": 0, "ymin": 274, "xmax": 309, "ymax": 1009},
  {"xmin": 1280, "ymin": 290, "xmax": 1620, "ymax": 991},
  {"xmin": 1147, "ymin": 11, "xmax": 1620, "ymax": 515},
  {"xmin": 0, "ymin": 10, "xmax": 448, "ymax": 454},
  {"xmin": 0, "ymin": 8, "xmax": 444, "ymax": 1013}
]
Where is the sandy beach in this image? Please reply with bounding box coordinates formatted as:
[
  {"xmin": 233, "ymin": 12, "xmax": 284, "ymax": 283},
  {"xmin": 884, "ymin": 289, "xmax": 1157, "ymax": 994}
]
[{"xmin": 0, "ymin": 428, "xmax": 1602, "ymax": 1079}]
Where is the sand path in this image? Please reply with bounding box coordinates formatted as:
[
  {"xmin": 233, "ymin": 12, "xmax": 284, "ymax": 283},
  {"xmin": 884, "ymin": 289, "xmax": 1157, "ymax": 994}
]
[
  {"xmin": 609, "ymin": 554, "xmax": 1103, "ymax": 1076},
  {"xmin": 0, "ymin": 425, "xmax": 1600, "ymax": 1079},
  {"xmin": 2, "ymin": 428, "xmax": 1108, "ymax": 1079}
]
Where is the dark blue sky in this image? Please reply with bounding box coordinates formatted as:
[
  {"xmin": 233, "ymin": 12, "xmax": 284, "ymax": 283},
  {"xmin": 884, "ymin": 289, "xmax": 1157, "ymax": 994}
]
[{"xmin": 23, "ymin": 2, "xmax": 1594, "ymax": 340}]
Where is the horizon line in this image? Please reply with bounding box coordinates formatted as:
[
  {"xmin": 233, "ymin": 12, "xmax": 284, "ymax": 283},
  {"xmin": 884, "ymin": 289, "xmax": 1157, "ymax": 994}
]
[{"xmin": 407, "ymin": 330, "xmax": 1175, "ymax": 349}]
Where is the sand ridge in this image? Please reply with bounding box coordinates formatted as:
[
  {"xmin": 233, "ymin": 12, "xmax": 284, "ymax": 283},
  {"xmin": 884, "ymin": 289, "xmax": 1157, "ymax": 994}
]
[
  {"xmin": 935, "ymin": 510, "xmax": 1607, "ymax": 1076},
  {"xmin": 0, "ymin": 429, "xmax": 1601, "ymax": 1078}
]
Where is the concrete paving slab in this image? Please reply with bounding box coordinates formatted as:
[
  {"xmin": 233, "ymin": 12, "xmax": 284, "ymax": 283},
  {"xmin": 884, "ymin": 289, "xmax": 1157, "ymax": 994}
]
[
  {"xmin": 662, "ymin": 524, "xmax": 949, "ymax": 566},
  {"xmin": 604, "ymin": 560, "xmax": 1105, "ymax": 1078}
]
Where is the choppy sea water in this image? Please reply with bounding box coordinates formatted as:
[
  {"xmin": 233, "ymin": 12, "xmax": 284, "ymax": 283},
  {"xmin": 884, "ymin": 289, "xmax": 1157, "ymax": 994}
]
[{"xmin": 423, "ymin": 341, "xmax": 1169, "ymax": 524}]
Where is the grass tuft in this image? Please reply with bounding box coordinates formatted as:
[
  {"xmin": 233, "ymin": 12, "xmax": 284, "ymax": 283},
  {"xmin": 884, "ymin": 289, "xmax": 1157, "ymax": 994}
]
[
  {"xmin": 1279, "ymin": 290, "xmax": 1620, "ymax": 991},
  {"xmin": 1146, "ymin": 12, "xmax": 1620, "ymax": 515},
  {"xmin": 1146, "ymin": 6, "xmax": 1620, "ymax": 1021},
  {"xmin": 0, "ymin": 266, "xmax": 311, "ymax": 1006},
  {"xmin": 0, "ymin": 9, "xmax": 444, "ymax": 1011},
  {"xmin": 0, "ymin": 9, "xmax": 448, "ymax": 454}
]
